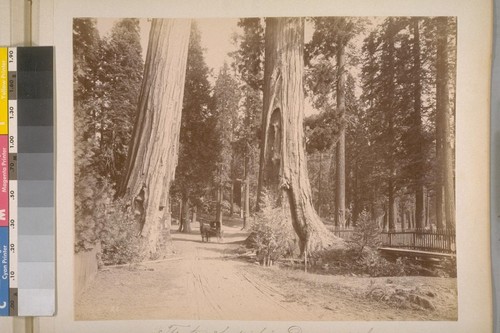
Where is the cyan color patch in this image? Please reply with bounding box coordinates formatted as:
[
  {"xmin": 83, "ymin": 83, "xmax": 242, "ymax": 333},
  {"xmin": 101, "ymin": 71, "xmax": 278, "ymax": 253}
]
[
  {"xmin": 18, "ymin": 262, "xmax": 54, "ymax": 289},
  {"xmin": 18, "ymin": 235, "xmax": 54, "ymax": 262},
  {"xmin": 0, "ymin": 228, "xmax": 9, "ymax": 315}
]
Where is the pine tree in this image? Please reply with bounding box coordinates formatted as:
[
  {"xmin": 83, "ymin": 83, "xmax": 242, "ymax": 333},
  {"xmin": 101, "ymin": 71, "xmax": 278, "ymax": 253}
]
[
  {"xmin": 348, "ymin": 210, "xmax": 381, "ymax": 258},
  {"xmin": 306, "ymin": 17, "xmax": 364, "ymax": 228},
  {"xmin": 213, "ymin": 63, "xmax": 240, "ymax": 223},
  {"xmin": 435, "ymin": 17, "xmax": 456, "ymax": 230},
  {"xmin": 173, "ymin": 21, "xmax": 216, "ymax": 233},
  {"xmin": 73, "ymin": 18, "xmax": 103, "ymax": 251},
  {"xmin": 230, "ymin": 18, "xmax": 264, "ymax": 226},
  {"xmin": 73, "ymin": 18, "xmax": 101, "ymax": 102},
  {"xmin": 360, "ymin": 18, "xmax": 406, "ymax": 231},
  {"xmin": 98, "ymin": 19, "xmax": 144, "ymax": 185}
]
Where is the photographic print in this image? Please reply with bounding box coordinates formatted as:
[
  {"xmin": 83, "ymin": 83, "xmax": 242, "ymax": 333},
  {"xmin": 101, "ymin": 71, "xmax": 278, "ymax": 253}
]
[{"xmin": 73, "ymin": 16, "xmax": 458, "ymax": 321}]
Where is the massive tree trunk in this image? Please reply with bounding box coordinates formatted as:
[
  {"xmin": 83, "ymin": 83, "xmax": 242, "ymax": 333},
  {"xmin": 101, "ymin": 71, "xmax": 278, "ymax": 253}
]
[
  {"xmin": 335, "ymin": 43, "xmax": 346, "ymax": 229},
  {"xmin": 436, "ymin": 17, "xmax": 455, "ymax": 230},
  {"xmin": 119, "ymin": 19, "xmax": 191, "ymax": 258},
  {"xmin": 258, "ymin": 17, "xmax": 335, "ymax": 254}
]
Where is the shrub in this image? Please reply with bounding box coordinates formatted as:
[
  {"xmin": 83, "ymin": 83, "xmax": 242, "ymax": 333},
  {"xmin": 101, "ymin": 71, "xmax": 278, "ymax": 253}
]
[
  {"xmin": 75, "ymin": 156, "xmax": 142, "ymax": 265},
  {"xmin": 313, "ymin": 247, "xmax": 408, "ymax": 277},
  {"xmin": 74, "ymin": 170, "xmax": 113, "ymax": 253},
  {"xmin": 98, "ymin": 197, "xmax": 142, "ymax": 265},
  {"xmin": 249, "ymin": 190, "xmax": 297, "ymax": 266},
  {"xmin": 348, "ymin": 210, "xmax": 381, "ymax": 258},
  {"xmin": 74, "ymin": 76, "xmax": 142, "ymax": 264},
  {"xmin": 74, "ymin": 118, "xmax": 103, "ymax": 252},
  {"xmin": 359, "ymin": 251, "xmax": 406, "ymax": 277}
]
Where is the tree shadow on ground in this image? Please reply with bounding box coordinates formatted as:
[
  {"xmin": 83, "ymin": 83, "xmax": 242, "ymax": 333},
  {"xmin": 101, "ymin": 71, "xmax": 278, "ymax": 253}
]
[{"xmin": 172, "ymin": 236, "xmax": 245, "ymax": 246}]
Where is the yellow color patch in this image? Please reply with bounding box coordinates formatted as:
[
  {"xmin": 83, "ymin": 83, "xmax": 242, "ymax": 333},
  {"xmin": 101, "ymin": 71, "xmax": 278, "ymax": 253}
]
[{"xmin": 0, "ymin": 48, "xmax": 7, "ymax": 135}]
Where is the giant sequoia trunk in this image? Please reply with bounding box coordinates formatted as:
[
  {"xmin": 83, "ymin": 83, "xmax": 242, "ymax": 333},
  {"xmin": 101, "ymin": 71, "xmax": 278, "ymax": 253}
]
[
  {"xmin": 119, "ymin": 19, "xmax": 191, "ymax": 258},
  {"xmin": 258, "ymin": 17, "xmax": 334, "ymax": 254},
  {"xmin": 436, "ymin": 17, "xmax": 455, "ymax": 230}
]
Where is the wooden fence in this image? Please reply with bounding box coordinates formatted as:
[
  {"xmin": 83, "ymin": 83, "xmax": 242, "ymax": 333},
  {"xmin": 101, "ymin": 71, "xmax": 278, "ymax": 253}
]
[{"xmin": 330, "ymin": 228, "xmax": 456, "ymax": 254}]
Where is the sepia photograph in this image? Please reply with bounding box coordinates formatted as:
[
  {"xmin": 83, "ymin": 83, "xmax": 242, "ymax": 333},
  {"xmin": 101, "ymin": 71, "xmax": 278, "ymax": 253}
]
[{"xmin": 73, "ymin": 16, "xmax": 458, "ymax": 321}]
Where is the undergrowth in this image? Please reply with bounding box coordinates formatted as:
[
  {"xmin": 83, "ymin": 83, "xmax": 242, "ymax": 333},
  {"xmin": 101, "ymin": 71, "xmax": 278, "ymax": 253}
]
[{"xmin": 247, "ymin": 190, "xmax": 297, "ymax": 266}]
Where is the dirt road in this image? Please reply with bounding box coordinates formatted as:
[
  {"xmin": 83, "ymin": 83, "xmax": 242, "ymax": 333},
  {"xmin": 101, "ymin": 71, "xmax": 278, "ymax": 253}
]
[{"xmin": 75, "ymin": 222, "xmax": 457, "ymax": 321}]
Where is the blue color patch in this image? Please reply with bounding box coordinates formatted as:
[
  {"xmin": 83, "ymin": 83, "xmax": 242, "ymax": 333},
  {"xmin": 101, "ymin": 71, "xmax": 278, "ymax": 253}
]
[{"xmin": 0, "ymin": 228, "xmax": 9, "ymax": 315}]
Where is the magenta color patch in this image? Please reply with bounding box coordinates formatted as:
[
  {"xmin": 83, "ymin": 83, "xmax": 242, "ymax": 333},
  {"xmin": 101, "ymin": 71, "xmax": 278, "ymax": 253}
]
[{"xmin": 0, "ymin": 136, "xmax": 7, "ymax": 227}]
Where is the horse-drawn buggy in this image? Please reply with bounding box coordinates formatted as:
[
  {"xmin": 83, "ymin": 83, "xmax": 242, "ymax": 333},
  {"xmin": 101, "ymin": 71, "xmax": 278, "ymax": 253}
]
[{"xmin": 199, "ymin": 220, "xmax": 223, "ymax": 242}]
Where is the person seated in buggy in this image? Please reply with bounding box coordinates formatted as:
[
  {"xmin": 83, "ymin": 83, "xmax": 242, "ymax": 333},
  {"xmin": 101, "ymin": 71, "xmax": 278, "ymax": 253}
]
[{"xmin": 210, "ymin": 220, "xmax": 221, "ymax": 231}]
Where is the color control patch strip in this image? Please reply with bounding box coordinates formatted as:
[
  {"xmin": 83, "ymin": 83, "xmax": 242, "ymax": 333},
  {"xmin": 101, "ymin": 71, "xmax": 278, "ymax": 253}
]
[{"xmin": 0, "ymin": 46, "xmax": 55, "ymax": 316}]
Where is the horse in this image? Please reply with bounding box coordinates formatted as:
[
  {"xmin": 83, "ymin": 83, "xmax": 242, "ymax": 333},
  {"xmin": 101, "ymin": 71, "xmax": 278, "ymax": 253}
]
[
  {"xmin": 199, "ymin": 222, "xmax": 212, "ymax": 242},
  {"xmin": 199, "ymin": 220, "xmax": 223, "ymax": 242}
]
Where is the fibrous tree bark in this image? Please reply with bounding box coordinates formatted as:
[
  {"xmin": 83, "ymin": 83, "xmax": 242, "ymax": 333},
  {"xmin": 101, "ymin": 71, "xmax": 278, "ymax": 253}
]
[
  {"xmin": 258, "ymin": 17, "xmax": 335, "ymax": 254},
  {"xmin": 119, "ymin": 19, "xmax": 191, "ymax": 258}
]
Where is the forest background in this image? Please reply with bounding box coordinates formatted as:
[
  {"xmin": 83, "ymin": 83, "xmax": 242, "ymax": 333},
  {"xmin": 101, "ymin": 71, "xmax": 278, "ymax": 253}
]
[{"xmin": 73, "ymin": 16, "xmax": 456, "ymax": 265}]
